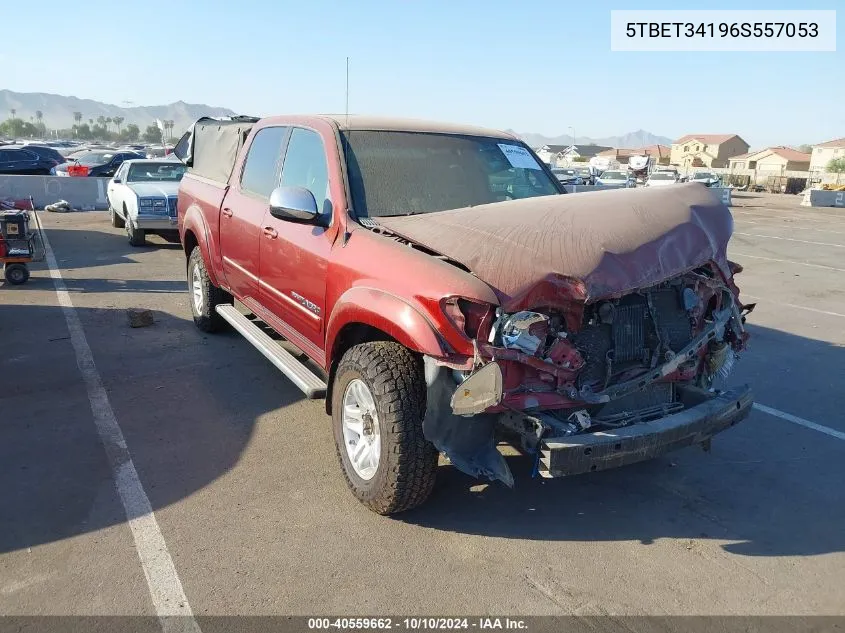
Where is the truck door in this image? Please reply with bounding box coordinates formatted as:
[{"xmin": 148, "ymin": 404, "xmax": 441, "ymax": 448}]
[
  {"xmin": 219, "ymin": 126, "xmax": 287, "ymax": 303},
  {"xmin": 258, "ymin": 127, "xmax": 332, "ymax": 350}
]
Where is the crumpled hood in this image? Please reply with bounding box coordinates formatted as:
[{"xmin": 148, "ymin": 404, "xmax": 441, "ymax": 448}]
[
  {"xmin": 127, "ymin": 182, "xmax": 180, "ymax": 198},
  {"xmin": 376, "ymin": 183, "xmax": 733, "ymax": 305}
]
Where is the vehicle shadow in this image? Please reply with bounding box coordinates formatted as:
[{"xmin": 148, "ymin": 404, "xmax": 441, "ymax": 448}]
[
  {"xmin": 0, "ymin": 296, "xmax": 842, "ymax": 559},
  {"xmin": 0, "ymin": 301, "xmax": 305, "ymax": 556},
  {"xmin": 8, "ymin": 277, "xmax": 187, "ymax": 294},
  {"xmin": 38, "ymin": 227, "xmax": 182, "ymax": 270}
]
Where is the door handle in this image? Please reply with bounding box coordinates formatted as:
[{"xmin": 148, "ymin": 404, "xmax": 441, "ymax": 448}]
[
  {"xmin": 263, "ymin": 226, "xmax": 278, "ymax": 239},
  {"xmin": 221, "ymin": 207, "xmax": 233, "ymax": 218}
]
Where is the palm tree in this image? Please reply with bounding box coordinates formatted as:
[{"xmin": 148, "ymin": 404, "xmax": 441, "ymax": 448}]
[
  {"xmin": 35, "ymin": 110, "xmax": 43, "ymax": 124},
  {"xmin": 105, "ymin": 117, "xmax": 113, "ymax": 132},
  {"xmin": 10, "ymin": 108, "xmax": 16, "ymax": 119},
  {"xmin": 113, "ymin": 116, "xmax": 124, "ymax": 135},
  {"xmin": 97, "ymin": 115, "xmax": 106, "ymax": 129},
  {"xmin": 73, "ymin": 111, "xmax": 82, "ymax": 125},
  {"xmin": 167, "ymin": 120, "xmax": 176, "ymax": 141},
  {"xmin": 88, "ymin": 118, "xmax": 94, "ymax": 126}
]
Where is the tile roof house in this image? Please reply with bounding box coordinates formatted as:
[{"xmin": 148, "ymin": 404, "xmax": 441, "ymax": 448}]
[
  {"xmin": 728, "ymin": 146, "xmax": 811, "ymax": 172},
  {"xmin": 809, "ymin": 137, "xmax": 845, "ymax": 172},
  {"xmin": 534, "ymin": 144, "xmax": 612, "ymax": 166},
  {"xmin": 670, "ymin": 134, "xmax": 749, "ymax": 168},
  {"xmin": 597, "ymin": 144, "xmax": 671, "ymax": 164},
  {"xmin": 534, "ymin": 144, "xmax": 572, "ymax": 165}
]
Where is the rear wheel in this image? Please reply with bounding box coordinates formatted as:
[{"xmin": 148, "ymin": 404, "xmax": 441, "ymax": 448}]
[
  {"xmin": 4, "ymin": 263, "xmax": 30, "ymax": 285},
  {"xmin": 332, "ymin": 341, "xmax": 438, "ymax": 515},
  {"xmin": 187, "ymin": 246, "xmax": 231, "ymax": 332}
]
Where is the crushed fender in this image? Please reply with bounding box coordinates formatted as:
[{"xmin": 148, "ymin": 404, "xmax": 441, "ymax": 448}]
[{"xmin": 422, "ymin": 357, "xmax": 514, "ymax": 487}]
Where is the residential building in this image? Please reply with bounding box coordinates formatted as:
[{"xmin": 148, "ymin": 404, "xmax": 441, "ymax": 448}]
[
  {"xmin": 727, "ymin": 147, "xmax": 811, "ymax": 172},
  {"xmin": 809, "ymin": 137, "xmax": 845, "ymax": 173},
  {"xmin": 669, "ymin": 134, "xmax": 750, "ymax": 169},
  {"xmin": 597, "ymin": 144, "xmax": 670, "ymax": 165},
  {"xmin": 534, "ymin": 144, "xmax": 612, "ymax": 167},
  {"xmin": 534, "ymin": 144, "xmax": 570, "ymax": 166}
]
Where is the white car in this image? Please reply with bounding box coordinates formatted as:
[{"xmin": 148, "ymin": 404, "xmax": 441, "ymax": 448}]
[
  {"xmin": 645, "ymin": 172, "xmax": 678, "ymax": 187},
  {"xmin": 595, "ymin": 170, "xmax": 635, "ymax": 187},
  {"xmin": 690, "ymin": 171, "xmax": 721, "ymax": 187},
  {"xmin": 106, "ymin": 159, "xmax": 186, "ymax": 246}
]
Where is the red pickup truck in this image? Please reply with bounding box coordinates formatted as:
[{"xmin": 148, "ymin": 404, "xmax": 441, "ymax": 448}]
[{"xmin": 175, "ymin": 115, "xmax": 754, "ymax": 515}]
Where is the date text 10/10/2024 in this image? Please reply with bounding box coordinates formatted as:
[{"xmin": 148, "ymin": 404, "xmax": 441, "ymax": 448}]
[{"xmin": 307, "ymin": 618, "xmax": 528, "ymax": 630}]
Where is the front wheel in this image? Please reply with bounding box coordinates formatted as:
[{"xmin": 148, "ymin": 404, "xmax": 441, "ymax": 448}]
[
  {"xmin": 332, "ymin": 342, "xmax": 438, "ymax": 515},
  {"xmin": 187, "ymin": 246, "xmax": 231, "ymax": 332},
  {"xmin": 110, "ymin": 206, "xmax": 125, "ymax": 228},
  {"xmin": 126, "ymin": 218, "xmax": 145, "ymax": 246}
]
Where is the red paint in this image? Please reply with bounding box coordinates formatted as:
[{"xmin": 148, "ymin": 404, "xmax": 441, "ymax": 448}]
[{"xmin": 178, "ymin": 115, "xmax": 749, "ymax": 417}]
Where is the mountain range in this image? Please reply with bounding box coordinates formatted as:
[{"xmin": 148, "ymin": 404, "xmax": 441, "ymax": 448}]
[
  {"xmin": 509, "ymin": 129, "xmax": 674, "ymax": 149},
  {"xmin": 2, "ymin": 90, "xmax": 674, "ymax": 148},
  {"xmin": 0, "ymin": 90, "xmax": 236, "ymax": 132}
]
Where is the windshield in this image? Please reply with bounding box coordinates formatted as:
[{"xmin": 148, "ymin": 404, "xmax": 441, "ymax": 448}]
[
  {"xmin": 74, "ymin": 151, "xmax": 115, "ymax": 166},
  {"xmin": 649, "ymin": 172, "xmax": 675, "ymax": 180},
  {"xmin": 693, "ymin": 172, "xmax": 716, "ymax": 179},
  {"xmin": 126, "ymin": 162, "xmax": 186, "ymax": 182},
  {"xmin": 553, "ymin": 169, "xmax": 577, "ymax": 176},
  {"xmin": 342, "ymin": 131, "xmax": 560, "ymax": 217},
  {"xmin": 601, "ymin": 171, "xmax": 626, "ymax": 179}
]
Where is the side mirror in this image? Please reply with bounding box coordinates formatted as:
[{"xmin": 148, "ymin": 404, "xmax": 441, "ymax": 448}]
[
  {"xmin": 269, "ymin": 186, "xmax": 319, "ymax": 222},
  {"xmin": 113, "ymin": 177, "xmax": 121, "ymax": 183}
]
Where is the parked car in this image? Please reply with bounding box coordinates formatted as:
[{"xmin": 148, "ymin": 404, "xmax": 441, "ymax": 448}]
[
  {"xmin": 575, "ymin": 166, "xmax": 595, "ymax": 185},
  {"xmin": 595, "ymin": 170, "xmax": 635, "ymax": 187},
  {"xmin": 53, "ymin": 150, "xmax": 145, "ymax": 177},
  {"xmin": 7, "ymin": 144, "xmax": 66, "ymax": 166},
  {"xmin": 176, "ymin": 115, "xmax": 753, "ymax": 515},
  {"xmin": 145, "ymin": 145, "xmax": 173, "ymax": 159},
  {"xmin": 551, "ymin": 168, "xmax": 583, "ymax": 185},
  {"xmin": 107, "ymin": 159, "xmax": 186, "ymax": 246},
  {"xmin": 645, "ymin": 171, "xmax": 679, "ymax": 187},
  {"xmin": 690, "ymin": 171, "xmax": 721, "ymax": 187},
  {"xmin": 0, "ymin": 146, "xmax": 59, "ymax": 174}
]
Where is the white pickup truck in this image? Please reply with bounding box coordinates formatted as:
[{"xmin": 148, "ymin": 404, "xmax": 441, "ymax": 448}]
[{"xmin": 106, "ymin": 159, "xmax": 186, "ymax": 246}]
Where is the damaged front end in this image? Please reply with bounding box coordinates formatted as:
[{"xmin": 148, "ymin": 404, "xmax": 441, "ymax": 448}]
[{"xmin": 423, "ymin": 265, "xmax": 755, "ymax": 486}]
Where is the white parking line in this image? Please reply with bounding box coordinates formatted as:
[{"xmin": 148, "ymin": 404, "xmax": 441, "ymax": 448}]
[
  {"xmin": 741, "ymin": 293, "xmax": 845, "ymax": 318},
  {"xmin": 735, "ymin": 219, "xmax": 845, "ymax": 235},
  {"xmin": 734, "ymin": 232, "xmax": 845, "ymax": 249},
  {"xmin": 731, "ymin": 253, "xmax": 845, "ymax": 273},
  {"xmin": 732, "ymin": 209, "xmax": 845, "ymax": 225},
  {"xmin": 41, "ymin": 224, "xmax": 201, "ymax": 633},
  {"xmin": 754, "ymin": 403, "xmax": 845, "ymax": 441}
]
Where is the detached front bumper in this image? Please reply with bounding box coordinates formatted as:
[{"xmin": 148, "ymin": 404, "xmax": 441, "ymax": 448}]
[{"xmin": 538, "ymin": 385, "xmax": 753, "ymax": 478}]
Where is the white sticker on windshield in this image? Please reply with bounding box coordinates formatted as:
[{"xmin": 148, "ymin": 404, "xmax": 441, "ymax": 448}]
[{"xmin": 498, "ymin": 144, "xmax": 542, "ymax": 170}]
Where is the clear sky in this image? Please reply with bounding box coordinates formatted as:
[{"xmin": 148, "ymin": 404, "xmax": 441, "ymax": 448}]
[{"xmin": 3, "ymin": 0, "xmax": 842, "ymax": 146}]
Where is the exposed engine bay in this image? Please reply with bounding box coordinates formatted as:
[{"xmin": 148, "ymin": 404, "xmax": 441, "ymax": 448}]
[{"xmin": 422, "ymin": 265, "xmax": 755, "ymax": 486}]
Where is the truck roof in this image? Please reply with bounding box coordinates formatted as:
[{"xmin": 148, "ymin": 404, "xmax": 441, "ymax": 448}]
[{"xmin": 266, "ymin": 114, "xmax": 518, "ymax": 140}]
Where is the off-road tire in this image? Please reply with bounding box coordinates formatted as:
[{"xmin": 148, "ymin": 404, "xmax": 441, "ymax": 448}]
[
  {"xmin": 332, "ymin": 342, "xmax": 438, "ymax": 515},
  {"xmin": 110, "ymin": 206, "xmax": 125, "ymax": 228},
  {"xmin": 4, "ymin": 263, "xmax": 29, "ymax": 285},
  {"xmin": 187, "ymin": 246, "xmax": 231, "ymax": 333}
]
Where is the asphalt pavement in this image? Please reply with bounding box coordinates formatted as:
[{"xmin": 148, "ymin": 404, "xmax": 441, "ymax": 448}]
[{"xmin": 1, "ymin": 193, "xmax": 843, "ymax": 624}]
